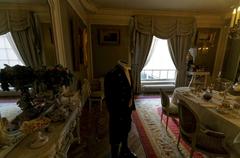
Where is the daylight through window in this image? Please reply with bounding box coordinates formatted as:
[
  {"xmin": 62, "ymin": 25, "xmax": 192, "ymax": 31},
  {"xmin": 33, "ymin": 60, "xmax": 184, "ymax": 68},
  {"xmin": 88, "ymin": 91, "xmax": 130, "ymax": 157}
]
[
  {"xmin": 0, "ymin": 32, "xmax": 24, "ymax": 69},
  {"xmin": 141, "ymin": 36, "xmax": 176, "ymax": 83}
]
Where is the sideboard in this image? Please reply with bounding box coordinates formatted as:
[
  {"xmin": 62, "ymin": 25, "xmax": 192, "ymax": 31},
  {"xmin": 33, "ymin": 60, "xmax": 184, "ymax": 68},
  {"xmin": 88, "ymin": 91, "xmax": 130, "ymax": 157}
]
[
  {"xmin": 1, "ymin": 78, "xmax": 91, "ymax": 158},
  {"xmin": 5, "ymin": 105, "xmax": 81, "ymax": 158}
]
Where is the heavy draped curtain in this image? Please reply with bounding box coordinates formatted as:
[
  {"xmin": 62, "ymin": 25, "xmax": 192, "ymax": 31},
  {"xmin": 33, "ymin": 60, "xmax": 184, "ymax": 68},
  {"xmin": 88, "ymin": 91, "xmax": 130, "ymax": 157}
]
[
  {"xmin": 130, "ymin": 15, "xmax": 196, "ymax": 93},
  {"xmin": 0, "ymin": 10, "xmax": 42, "ymax": 68}
]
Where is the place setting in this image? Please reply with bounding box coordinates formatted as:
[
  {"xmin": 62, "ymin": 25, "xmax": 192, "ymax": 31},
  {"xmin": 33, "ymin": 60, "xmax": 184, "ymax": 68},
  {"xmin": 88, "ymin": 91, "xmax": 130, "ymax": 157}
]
[{"xmin": 206, "ymin": 82, "xmax": 240, "ymax": 119}]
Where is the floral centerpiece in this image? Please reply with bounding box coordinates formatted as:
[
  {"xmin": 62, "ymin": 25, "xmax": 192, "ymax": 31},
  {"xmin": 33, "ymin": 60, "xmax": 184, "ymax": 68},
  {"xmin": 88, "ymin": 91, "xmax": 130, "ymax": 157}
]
[
  {"xmin": 35, "ymin": 65, "xmax": 73, "ymax": 95},
  {"xmin": 0, "ymin": 64, "xmax": 73, "ymax": 121},
  {"xmin": 0, "ymin": 65, "xmax": 35, "ymax": 91}
]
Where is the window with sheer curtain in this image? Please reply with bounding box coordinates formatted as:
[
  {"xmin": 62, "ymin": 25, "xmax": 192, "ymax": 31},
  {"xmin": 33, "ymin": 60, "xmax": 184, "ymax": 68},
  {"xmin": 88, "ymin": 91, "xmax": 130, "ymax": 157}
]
[
  {"xmin": 0, "ymin": 32, "xmax": 24, "ymax": 69},
  {"xmin": 141, "ymin": 37, "xmax": 176, "ymax": 82}
]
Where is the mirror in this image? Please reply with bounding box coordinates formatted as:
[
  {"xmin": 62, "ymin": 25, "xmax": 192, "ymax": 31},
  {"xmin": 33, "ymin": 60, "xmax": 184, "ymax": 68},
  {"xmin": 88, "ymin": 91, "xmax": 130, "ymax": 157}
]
[
  {"xmin": 0, "ymin": 0, "xmax": 57, "ymax": 68},
  {"xmin": 0, "ymin": 0, "xmax": 56, "ymax": 149},
  {"xmin": 222, "ymin": 38, "xmax": 240, "ymax": 82},
  {"xmin": 194, "ymin": 28, "xmax": 220, "ymax": 74}
]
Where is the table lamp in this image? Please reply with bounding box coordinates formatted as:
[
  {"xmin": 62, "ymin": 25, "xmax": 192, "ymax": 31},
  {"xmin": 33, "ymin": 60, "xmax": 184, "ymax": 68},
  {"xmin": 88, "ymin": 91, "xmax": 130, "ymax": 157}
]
[{"xmin": 189, "ymin": 48, "xmax": 198, "ymax": 64}]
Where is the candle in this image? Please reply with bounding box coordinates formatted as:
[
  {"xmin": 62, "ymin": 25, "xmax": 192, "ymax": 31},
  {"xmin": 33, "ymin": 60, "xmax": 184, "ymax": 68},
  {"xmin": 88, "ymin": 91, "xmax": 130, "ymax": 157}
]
[
  {"xmin": 218, "ymin": 71, "xmax": 221, "ymax": 78},
  {"xmin": 230, "ymin": 8, "xmax": 237, "ymax": 27},
  {"xmin": 235, "ymin": 7, "xmax": 240, "ymax": 24}
]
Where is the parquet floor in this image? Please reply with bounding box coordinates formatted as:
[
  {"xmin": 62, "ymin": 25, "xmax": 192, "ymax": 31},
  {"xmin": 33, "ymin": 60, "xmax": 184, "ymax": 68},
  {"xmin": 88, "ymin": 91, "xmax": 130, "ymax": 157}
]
[{"xmin": 68, "ymin": 100, "xmax": 146, "ymax": 158}]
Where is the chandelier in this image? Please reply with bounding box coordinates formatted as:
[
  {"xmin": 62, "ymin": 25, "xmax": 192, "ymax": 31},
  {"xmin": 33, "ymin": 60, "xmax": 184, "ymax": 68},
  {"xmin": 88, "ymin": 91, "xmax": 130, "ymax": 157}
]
[
  {"xmin": 229, "ymin": 5, "xmax": 240, "ymax": 39},
  {"xmin": 197, "ymin": 45, "xmax": 209, "ymax": 54}
]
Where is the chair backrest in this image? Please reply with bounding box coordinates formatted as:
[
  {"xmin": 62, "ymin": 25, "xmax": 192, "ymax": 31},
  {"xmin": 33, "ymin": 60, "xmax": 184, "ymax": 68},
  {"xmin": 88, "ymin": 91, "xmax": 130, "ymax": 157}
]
[
  {"xmin": 81, "ymin": 78, "xmax": 91, "ymax": 105},
  {"xmin": 160, "ymin": 89, "xmax": 170, "ymax": 108},
  {"xmin": 90, "ymin": 78, "xmax": 104, "ymax": 91},
  {"xmin": 98, "ymin": 77, "xmax": 104, "ymax": 91},
  {"xmin": 90, "ymin": 78, "xmax": 102, "ymax": 91},
  {"xmin": 178, "ymin": 100, "xmax": 200, "ymax": 138},
  {"xmin": 178, "ymin": 100, "xmax": 230, "ymax": 157}
]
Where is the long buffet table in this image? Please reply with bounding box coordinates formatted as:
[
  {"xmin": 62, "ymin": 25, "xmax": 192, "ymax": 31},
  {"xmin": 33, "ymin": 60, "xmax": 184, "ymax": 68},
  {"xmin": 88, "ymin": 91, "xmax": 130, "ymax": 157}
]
[
  {"xmin": 5, "ymin": 106, "xmax": 81, "ymax": 158},
  {"xmin": 172, "ymin": 87, "xmax": 240, "ymax": 158},
  {"xmin": 1, "ymin": 79, "xmax": 91, "ymax": 158}
]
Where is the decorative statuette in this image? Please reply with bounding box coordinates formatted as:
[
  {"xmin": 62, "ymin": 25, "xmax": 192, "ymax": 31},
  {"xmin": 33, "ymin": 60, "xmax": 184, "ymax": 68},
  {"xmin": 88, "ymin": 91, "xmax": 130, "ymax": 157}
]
[
  {"xmin": 0, "ymin": 117, "xmax": 23, "ymax": 146},
  {"xmin": 233, "ymin": 83, "xmax": 240, "ymax": 92},
  {"xmin": 233, "ymin": 76, "xmax": 240, "ymax": 92}
]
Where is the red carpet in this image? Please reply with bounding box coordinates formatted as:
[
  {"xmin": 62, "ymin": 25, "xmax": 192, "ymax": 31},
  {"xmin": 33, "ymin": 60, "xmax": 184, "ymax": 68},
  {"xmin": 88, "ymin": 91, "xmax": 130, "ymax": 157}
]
[
  {"xmin": 132, "ymin": 111, "xmax": 158, "ymax": 158},
  {"xmin": 132, "ymin": 97, "xmax": 206, "ymax": 158}
]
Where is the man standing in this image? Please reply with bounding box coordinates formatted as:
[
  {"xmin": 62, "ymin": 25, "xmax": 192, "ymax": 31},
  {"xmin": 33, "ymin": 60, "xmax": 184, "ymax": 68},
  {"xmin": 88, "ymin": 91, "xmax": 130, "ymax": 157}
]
[{"xmin": 104, "ymin": 61, "xmax": 137, "ymax": 158}]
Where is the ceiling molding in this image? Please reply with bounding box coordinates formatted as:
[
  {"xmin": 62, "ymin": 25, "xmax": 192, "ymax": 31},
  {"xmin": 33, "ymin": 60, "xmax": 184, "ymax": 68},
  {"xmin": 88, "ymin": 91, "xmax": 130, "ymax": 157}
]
[
  {"xmin": 79, "ymin": 0, "xmax": 98, "ymax": 13},
  {"xmin": 77, "ymin": 0, "xmax": 228, "ymax": 27},
  {"xmin": 79, "ymin": 0, "xmax": 230, "ymax": 16},
  {"xmin": 91, "ymin": 0, "xmax": 236, "ymax": 14},
  {"xmin": 89, "ymin": 14, "xmax": 130, "ymax": 25},
  {"xmin": 67, "ymin": 0, "xmax": 88, "ymax": 25},
  {"xmin": 88, "ymin": 14, "xmax": 226, "ymax": 27},
  {"xmin": 96, "ymin": 8, "xmax": 228, "ymax": 17}
]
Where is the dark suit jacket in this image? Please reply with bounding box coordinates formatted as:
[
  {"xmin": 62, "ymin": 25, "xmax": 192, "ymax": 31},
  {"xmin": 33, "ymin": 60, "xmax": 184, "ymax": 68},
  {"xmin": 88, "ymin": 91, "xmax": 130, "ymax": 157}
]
[{"xmin": 104, "ymin": 64, "xmax": 135, "ymax": 117}]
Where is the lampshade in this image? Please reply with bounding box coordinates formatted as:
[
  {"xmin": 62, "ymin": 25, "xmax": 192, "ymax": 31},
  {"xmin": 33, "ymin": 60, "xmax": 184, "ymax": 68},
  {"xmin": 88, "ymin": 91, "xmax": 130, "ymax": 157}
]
[{"xmin": 189, "ymin": 48, "xmax": 197, "ymax": 63}]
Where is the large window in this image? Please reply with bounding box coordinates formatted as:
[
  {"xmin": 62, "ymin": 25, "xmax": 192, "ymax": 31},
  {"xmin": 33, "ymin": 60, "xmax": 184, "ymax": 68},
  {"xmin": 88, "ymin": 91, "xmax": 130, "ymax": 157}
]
[
  {"xmin": 141, "ymin": 37, "xmax": 176, "ymax": 82},
  {"xmin": 0, "ymin": 32, "xmax": 24, "ymax": 69}
]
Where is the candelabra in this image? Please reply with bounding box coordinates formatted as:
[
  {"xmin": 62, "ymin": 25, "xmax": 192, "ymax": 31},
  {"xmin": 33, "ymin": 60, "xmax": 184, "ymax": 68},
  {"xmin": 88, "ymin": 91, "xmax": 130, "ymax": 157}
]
[
  {"xmin": 229, "ymin": 20, "xmax": 240, "ymax": 39},
  {"xmin": 229, "ymin": 6, "xmax": 240, "ymax": 39}
]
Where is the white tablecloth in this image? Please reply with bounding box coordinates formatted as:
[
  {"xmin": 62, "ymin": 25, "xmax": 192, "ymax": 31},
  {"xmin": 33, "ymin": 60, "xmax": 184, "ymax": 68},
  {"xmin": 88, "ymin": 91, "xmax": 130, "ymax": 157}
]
[{"xmin": 172, "ymin": 87, "xmax": 240, "ymax": 158}]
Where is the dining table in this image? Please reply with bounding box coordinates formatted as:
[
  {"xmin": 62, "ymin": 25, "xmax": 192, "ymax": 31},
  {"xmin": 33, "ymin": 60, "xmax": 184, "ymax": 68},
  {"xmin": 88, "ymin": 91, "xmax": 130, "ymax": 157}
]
[{"xmin": 172, "ymin": 87, "xmax": 240, "ymax": 158}]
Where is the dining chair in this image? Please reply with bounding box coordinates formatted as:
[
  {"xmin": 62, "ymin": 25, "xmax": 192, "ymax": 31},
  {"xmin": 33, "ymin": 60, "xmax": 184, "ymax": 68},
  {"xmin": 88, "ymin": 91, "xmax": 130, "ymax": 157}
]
[
  {"xmin": 177, "ymin": 100, "xmax": 229, "ymax": 158},
  {"xmin": 160, "ymin": 88, "xmax": 178, "ymax": 131},
  {"xmin": 88, "ymin": 77, "xmax": 105, "ymax": 112}
]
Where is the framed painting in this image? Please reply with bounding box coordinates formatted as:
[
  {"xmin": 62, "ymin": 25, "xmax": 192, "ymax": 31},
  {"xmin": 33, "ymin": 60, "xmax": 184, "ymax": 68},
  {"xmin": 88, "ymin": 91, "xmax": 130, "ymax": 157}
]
[
  {"xmin": 195, "ymin": 30, "xmax": 216, "ymax": 46},
  {"xmin": 98, "ymin": 29, "xmax": 120, "ymax": 45}
]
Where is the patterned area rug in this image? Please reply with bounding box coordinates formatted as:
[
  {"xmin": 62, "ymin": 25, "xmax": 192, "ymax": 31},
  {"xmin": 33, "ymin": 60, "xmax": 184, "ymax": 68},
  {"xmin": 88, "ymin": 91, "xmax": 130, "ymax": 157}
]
[{"xmin": 132, "ymin": 97, "xmax": 206, "ymax": 158}]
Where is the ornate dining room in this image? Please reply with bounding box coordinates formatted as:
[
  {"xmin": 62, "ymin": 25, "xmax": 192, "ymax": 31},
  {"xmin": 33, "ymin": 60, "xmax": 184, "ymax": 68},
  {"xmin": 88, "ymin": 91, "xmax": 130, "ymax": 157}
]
[{"xmin": 0, "ymin": 0, "xmax": 240, "ymax": 158}]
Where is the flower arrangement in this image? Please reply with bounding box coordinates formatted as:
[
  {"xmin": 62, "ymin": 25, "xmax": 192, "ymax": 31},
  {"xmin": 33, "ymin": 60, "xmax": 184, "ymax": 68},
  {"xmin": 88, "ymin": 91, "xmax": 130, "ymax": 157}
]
[
  {"xmin": 0, "ymin": 64, "xmax": 73, "ymax": 93},
  {"xmin": 35, "ymin": 65, "xmax": 73, "ymax": 95},
  {"xmin": 0, "ymin": 64, "xmax": 73, "ymax": 119},
  {"xmin": 0, "ymin": 64, "xmax": 35, "ymax": 91}
]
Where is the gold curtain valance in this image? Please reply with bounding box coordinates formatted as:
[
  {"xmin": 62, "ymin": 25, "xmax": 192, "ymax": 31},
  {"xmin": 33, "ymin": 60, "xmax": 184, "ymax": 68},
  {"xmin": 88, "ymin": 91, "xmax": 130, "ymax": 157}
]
[
  {"xmin": 133, "ymin": 15, "xmax": 196, "ymax": 39},
  {"xmin": 0, "ymin": 10, "xmax": 30, "ymax": 35}
]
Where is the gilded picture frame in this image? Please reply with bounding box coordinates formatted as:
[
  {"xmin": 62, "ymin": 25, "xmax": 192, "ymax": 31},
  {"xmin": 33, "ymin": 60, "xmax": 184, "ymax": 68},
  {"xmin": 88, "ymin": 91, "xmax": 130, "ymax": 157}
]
[
  {"xmin": 195, "ymin": 30, "xmax": 216, "ymax": 46},
  {"xmin": 99, "ymin": 29, "xmax": 120, "ymax": 45}
]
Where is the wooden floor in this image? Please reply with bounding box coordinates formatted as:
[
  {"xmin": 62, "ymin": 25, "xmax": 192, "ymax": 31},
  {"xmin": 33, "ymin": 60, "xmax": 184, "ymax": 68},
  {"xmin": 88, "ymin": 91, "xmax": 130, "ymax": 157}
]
[{"xmin": 68, "ymin": 100, "xmax": 146, "ymax": 158}]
